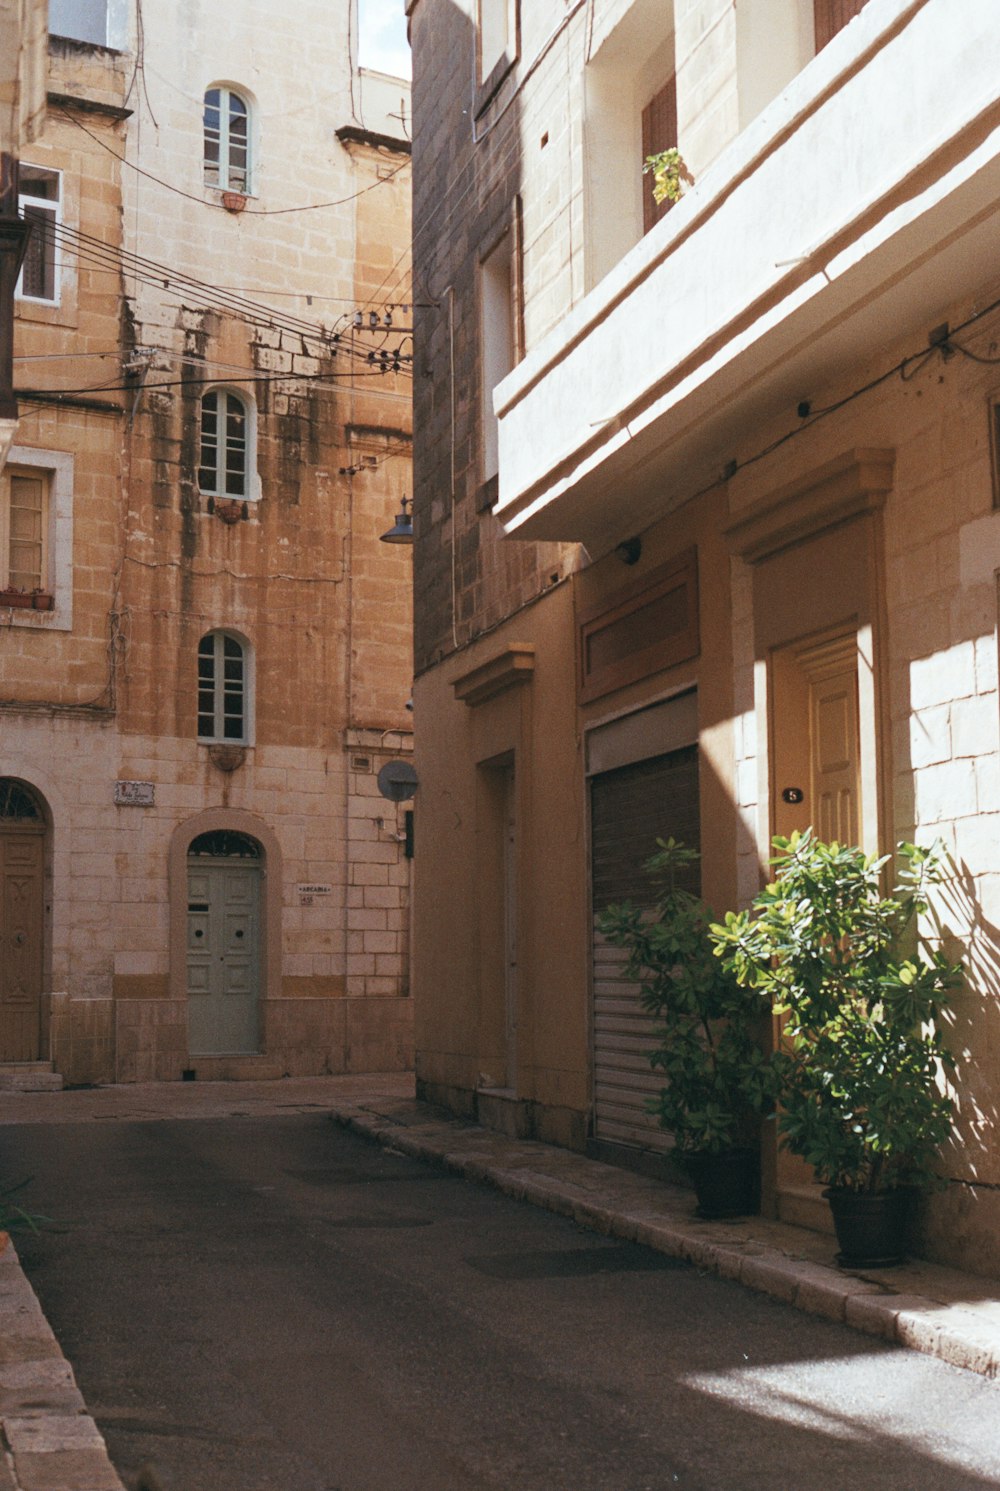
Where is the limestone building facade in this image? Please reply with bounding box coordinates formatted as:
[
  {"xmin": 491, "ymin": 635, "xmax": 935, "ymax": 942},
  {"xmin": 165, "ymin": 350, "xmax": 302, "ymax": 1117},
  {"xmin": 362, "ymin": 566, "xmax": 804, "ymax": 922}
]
[
  {"xmin": 408, "ymin": 0, "xmax": 1000, "ymax": 1274},
  {"xmin": 2, "ymin": 1, "xmax": 414, "ymax": 1085}
]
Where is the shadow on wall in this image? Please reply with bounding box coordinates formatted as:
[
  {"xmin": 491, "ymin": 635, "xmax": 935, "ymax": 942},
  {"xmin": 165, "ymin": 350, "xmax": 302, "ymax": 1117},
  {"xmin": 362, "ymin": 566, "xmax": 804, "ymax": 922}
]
[{"xmin": 927, "ymin": 859, "xmax": 1000, "ymax": 1262}]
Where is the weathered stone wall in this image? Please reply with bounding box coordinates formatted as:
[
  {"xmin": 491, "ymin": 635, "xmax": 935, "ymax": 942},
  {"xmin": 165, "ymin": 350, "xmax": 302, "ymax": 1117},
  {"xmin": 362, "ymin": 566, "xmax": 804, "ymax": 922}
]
[{"xmin": 3, "ymin": 11, "xmax": 416, "ymax": 1084}]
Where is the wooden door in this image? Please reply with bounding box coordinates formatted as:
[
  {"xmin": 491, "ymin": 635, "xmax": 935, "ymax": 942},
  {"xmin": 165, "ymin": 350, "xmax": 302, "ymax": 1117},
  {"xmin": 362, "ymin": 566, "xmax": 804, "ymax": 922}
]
[
  {"xmin": 0, "ymin": 829, "xmax": 44, "ymax": 1061},
  {"xmin": 771, "ymin": 632, "xmax": 861, "ymax": 845},
  {"xmin": 769, "ymin": 632, "xmax": 861, "ymax": 1215},
  {"xmin": 187, "ymin": 859, "xmax": 261, "ymax": 1055}
]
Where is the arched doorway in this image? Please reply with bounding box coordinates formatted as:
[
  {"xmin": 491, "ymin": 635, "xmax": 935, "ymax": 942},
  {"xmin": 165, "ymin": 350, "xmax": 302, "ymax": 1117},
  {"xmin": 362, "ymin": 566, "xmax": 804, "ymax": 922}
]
[
  {"xmin": 186, "ymin": 830, "xmax": 262, "ymax": 1055},
  {"xmin": 0, "ymin": 779, "xmax": 46, "ymax": 1061}
]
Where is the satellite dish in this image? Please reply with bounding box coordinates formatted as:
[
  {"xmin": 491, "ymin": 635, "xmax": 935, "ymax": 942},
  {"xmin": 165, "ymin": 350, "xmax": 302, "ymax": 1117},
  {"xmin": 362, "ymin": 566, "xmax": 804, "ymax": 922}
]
[{"xmin": 377, "ymin": 759, "xmax": 419, "ymax": 802}]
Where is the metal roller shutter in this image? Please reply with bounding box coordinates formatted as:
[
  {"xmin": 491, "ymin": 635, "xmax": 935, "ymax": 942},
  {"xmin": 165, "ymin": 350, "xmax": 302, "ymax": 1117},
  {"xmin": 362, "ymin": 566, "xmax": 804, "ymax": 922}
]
[{"xmin": 590, "ymin": 746, "xmax": 700, "ymax": 1153}]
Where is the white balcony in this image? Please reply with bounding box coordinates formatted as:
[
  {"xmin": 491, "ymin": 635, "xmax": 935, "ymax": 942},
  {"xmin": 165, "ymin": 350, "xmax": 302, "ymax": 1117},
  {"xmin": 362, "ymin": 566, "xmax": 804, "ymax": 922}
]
[{"xmin": 495, "ymin": 0, "xmax": 1000, "ymax": 552}]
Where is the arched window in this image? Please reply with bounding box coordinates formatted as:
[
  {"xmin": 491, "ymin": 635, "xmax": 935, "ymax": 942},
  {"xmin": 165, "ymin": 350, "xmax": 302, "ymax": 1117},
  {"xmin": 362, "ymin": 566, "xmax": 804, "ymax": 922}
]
[
  {"xmin": 197, "ymin": 632, "xmax": 251, "ymax": 743},
  {"xmin": 198, "ymin": 389, "xmax": 252, "ymax": 499},
  {"xmin": 204, "ymin": 86, "xmax": 251, "ymax": 193},
  {"xmin": 189, "ymin": 830, "xmax": 261, "ymax": 858}
]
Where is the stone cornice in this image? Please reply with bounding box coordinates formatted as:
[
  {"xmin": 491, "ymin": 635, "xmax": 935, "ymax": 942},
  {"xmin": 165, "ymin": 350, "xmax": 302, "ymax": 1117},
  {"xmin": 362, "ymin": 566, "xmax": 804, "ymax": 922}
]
[
  {"xmin": 725, "ymin": 448, "xmax": 895, "ymax": 563},
  {"xmin": 335, "ymin": 125, "xmax": 411, "ymax": 157},
  {"xmin": 452, "ymin": 643, "xmax": 535, "ymax": 707}
]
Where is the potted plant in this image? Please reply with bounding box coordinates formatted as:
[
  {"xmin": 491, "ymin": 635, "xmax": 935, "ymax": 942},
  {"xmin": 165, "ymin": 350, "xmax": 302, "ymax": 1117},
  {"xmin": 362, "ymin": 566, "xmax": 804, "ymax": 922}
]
[
  {"xmin": 711, "ymin": 832, "xmax": 961, "ymax": 1265},
  {"xmin": 642, "ymin": 148, "xmax": 695, "ymax": 207},
  {"xmin": 599, "ymin": 839, "xmax": 776, "ymax": 1217},
  {"xmin": 0, "ymin": 587, "xmax": 33, "ymax": 609}
]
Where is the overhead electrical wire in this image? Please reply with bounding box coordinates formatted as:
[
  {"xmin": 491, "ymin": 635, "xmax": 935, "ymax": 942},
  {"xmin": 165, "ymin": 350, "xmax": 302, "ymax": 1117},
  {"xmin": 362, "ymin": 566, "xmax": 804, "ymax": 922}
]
[
  {"xmin": 17, "ymin": 367, "xmax": 410, "ymax": 399},
  {"xmin": 45, "ymin": 220, "xmax": 414, "ymax": 369},
  {"xmin": 56, "ymin": 105, "xmax": 410, "ymax": 217}
]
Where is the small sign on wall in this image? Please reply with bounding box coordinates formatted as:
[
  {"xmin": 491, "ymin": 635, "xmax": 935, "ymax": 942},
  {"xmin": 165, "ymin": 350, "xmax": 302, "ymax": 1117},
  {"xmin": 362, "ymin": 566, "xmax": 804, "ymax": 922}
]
[
  {"xmin": 114, "ymin": 780, "xmax": 155, "ymax": 806},
  {"xmin": 297, "ymin": 882, "xmax": 333, "ymax": 905}
]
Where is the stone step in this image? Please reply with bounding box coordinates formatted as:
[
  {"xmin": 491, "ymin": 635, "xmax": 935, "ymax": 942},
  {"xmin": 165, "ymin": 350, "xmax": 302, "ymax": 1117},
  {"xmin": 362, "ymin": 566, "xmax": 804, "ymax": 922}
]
[
  {"xmin": 0, "ymin": 1063, "xmax": 64, "ymax": 1092},
  {"xmin": 776, "ymin": 1182, "xmax": 835, "ymax": 1235}
]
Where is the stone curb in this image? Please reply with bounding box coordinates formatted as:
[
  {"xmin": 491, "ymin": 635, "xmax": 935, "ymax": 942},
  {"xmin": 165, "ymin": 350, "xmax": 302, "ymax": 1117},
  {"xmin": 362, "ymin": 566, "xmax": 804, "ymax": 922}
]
[
  {"xmin": 0, "ymin": 1236, "xmax": 125, "ymax": 1491},
  {"xmin": 332, "ymin": 1101, "xmax": 1000, "ymax": 1385}
]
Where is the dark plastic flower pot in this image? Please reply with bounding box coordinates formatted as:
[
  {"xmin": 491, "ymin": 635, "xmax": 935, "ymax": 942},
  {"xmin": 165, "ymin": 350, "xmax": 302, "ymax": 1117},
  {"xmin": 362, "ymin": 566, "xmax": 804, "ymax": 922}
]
[
  {"xmin": 824, "ymin": 1186, "xmax": 915, "ymax": 1268},
  {"xmin": 683, "ymin": 1148, "xmax": 760, "ymax": 1219}
]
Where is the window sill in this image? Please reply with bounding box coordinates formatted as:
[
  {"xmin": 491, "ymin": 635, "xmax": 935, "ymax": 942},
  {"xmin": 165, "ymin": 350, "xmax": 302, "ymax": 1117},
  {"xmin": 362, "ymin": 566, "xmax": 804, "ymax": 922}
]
[
  {"xmin": 474, "ymin": 49, "xmax": 517, "ymax": 120},
  {"xmin": 476, "ymin": 474, "xmax": 499, "ymax": 513}
]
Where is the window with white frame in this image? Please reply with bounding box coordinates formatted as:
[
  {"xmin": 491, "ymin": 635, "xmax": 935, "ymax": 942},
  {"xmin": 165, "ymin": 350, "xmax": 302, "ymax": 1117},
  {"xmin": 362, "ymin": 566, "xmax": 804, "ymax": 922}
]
[
  {"xmin": 197, "ymin": 631, "xmax": 251, "ymax": 743},
  {"xmin": 478, "ymin": 0, "xmax": 518, "ymax": 87},
  {"xmin": 49, "ymin": 0, "xmax": 108, "ymax": 45},
  {"xmin": 17, "ymin": 165, "xmax": 61, "ymax": 305},
  {"xmin": 198, "ymin": 389, "xmax": 254, "ymax": 499},
  {"xmin": 0, "ymin": 466, "xmax": 49, "ymax": 594},
  {"xmin": 203, "ymin": 87, "xmax": 251, "ymax": 193},
  {"xmin": 479, "ymin": 224, "xmax": 520, "ymax": 490},
  {"xmin": 1, "ymin": 447, "xmax": 73, "ymax": 626}
]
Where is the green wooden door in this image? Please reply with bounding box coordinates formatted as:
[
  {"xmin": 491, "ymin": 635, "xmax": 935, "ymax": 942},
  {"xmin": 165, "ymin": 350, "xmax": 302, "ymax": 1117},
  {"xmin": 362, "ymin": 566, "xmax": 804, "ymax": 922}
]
[{"xmin": 187, "ymin": 858, "xmax": 261, "ymax": 1055}]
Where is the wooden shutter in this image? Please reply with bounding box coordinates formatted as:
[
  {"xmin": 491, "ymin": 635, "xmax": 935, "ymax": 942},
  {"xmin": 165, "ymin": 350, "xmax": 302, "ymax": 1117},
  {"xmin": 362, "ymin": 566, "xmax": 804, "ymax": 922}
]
[
  {"xmin": 813, "ymin": 0, "xmax": 869, "ymax": 52},
  {"xmin": 641, "ymin": 75, "xmax": 678, "ymax": 235},
  {"xmin": 591, "ymin": 746, "xmax": 700, "ymax": 1152}
]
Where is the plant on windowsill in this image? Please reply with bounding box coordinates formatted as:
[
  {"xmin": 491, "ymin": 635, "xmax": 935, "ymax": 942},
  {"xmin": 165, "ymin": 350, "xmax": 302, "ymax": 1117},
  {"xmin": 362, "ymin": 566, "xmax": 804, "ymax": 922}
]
[
  {"xmin": 643, "ymin": 148, "xmax": 695, "ymax": 207},
  {"xmin": 0, "ymin": 587, "xmax": 34, "ymax": 609},
  {"xmin": 598, "ymin": 839, "xmax": 777, "ymax": 1218},
  {"xmin": 31, "ymin": 590, "xmax": 53, "ymax": 611},
  {"xmin": 711, "ymin": 832, "xmax": 961, "ymax": 1266}
]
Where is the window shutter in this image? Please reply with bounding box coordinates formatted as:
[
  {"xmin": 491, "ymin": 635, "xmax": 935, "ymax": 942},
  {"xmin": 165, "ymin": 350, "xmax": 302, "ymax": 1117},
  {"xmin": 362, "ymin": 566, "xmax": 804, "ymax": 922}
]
[
  {"xmin": 641, "ymin": 74, "xmax": 678, "ymax": 235},
  {"xmin": 813, "ymin": 0, "xmax": 869, "ymax": 52}
]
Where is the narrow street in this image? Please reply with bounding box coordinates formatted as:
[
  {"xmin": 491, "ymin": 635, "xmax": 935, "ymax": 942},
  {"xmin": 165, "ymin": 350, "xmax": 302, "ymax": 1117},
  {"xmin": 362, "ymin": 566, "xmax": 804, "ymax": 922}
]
[{"xmin": 1, "ymin": 1100, "xmax": 999, "ymax": 1491}]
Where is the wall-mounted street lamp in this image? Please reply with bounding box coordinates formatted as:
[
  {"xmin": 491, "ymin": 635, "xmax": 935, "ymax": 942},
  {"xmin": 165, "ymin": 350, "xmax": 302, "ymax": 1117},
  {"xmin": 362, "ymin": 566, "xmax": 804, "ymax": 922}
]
[{"xmin": 379, "ymin": 494, "xmax": 413, "ymax": 545}]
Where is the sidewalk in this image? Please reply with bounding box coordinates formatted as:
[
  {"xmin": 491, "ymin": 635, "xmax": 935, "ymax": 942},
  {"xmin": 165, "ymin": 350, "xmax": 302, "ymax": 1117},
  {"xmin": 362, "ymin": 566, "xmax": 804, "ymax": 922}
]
[
  {"xmin": 0, "ymin": 1073, "xmax": 998, "ymax": 1489},
  {"xmin": 330, "ymin": 1090, "xmax": 1000, "ymax": 1386},
  {"xmin": 0, "ymin": 1233, "xmax": 124, "ymax": 1491}
]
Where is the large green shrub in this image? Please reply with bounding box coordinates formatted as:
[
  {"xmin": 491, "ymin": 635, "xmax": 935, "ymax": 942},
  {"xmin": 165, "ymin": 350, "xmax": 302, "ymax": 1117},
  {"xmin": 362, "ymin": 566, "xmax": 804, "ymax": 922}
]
[
  {"xmin": 598, "ymin": 839, "xmax": 775, "ymax": 1156},
  {"xmin": 711, "ymin": 832, "xmax": 961, "ymax": 1193}
]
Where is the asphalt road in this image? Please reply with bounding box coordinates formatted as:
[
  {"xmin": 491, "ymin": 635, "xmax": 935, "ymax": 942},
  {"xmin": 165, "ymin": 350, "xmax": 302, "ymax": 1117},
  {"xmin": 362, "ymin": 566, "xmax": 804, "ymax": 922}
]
[{"xmin": 2, "ymin": 1114, "xmax": 999, "ymax": 1491}]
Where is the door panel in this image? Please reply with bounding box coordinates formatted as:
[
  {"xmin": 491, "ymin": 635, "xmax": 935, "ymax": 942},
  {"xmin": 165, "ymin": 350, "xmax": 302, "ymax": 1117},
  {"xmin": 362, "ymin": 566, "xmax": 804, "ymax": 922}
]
[
  {"xmin": 187, "ymin": 860, "xmax": 260, "ymax": 1055},
  {"xmin": 811, "ymin": 671, "xmax": 860, "ymax": 844},
  {"xmin": 0, "ymin": 831, "xmax": 44, "ymax": 1061}
]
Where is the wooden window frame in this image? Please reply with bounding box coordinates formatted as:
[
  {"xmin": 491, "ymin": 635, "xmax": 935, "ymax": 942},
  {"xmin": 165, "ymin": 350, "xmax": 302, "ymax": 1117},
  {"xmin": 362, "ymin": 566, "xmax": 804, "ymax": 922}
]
[
  {"xmin": 475, "ymin": 0, "xmax": 520, "ymax": 115},
  {"xmin": 197, "ymin": 631, "xmax": 252, "ymax": 745},
  {"xmin": 16, "ymin": 164, "xmax": 61, "ymax": 306},
  {"xmin": 476, "ymin": 198, "xmax": 524, "ymax": 505},
  {"xmin": 203, "ymin": 85, "xmax": 252, "ymax": 194},
  {"xmin": 0, "ymin": 464, "xmax": 50, "ymax": 598},
  {"xmin": 198, "ymin": 387, "xmax": 256, "ymax": 500},
  {"xmin": 577, "ymin": 549, "xmax": 699, "ymax": 704}
]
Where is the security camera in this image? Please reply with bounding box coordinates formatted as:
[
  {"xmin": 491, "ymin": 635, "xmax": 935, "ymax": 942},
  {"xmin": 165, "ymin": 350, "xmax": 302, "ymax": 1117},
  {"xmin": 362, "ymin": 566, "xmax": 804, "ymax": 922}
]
[{"xmin": 405, "ymin": 698, "xmax": 414, "ymax": 712}]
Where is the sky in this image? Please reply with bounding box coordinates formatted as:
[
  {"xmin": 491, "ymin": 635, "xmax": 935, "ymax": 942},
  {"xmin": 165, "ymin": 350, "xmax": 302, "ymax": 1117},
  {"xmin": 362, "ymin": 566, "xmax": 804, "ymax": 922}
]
[{"xmin": 358, "ymin": 0, "xmax": 412, "ymax": 78}]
